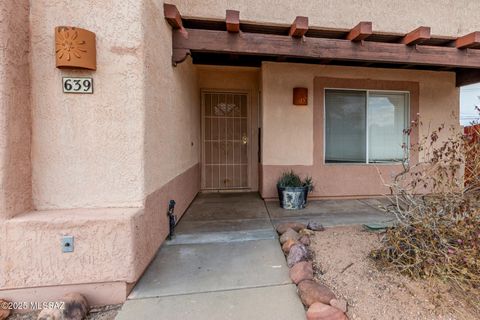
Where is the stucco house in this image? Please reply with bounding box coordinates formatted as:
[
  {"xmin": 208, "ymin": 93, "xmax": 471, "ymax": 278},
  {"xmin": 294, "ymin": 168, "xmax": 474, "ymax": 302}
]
[{"xmin": 1, "ymin": 0, "xmax": 479, "ymax": 306}]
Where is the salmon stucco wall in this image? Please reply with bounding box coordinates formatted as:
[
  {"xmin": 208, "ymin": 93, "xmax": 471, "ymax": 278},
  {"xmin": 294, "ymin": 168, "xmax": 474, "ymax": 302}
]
[
  {"xmin": 144, "ymin": 0, "xmax": 201, "ymax": 196},
  {"xmin": 172, "ymin": 0, "xmax": 480, "ymax": 37},
  {"xmin": 260, "ymin": 62, "xmax": 459, "ymax": 198},
  {"xmin": 0, "ymin": 163, "xmax": 199, "ymax": 305},
  {"xmin": 0, "ymin": 0, "xmax": 201, "ymax": 305},
  {"xmin": 30, "ymin": 1, "xmax": 145, "ymax": 210},
  {"xmin": 0, "ymin": 0, "xmax": 32, "ymax": 219}
]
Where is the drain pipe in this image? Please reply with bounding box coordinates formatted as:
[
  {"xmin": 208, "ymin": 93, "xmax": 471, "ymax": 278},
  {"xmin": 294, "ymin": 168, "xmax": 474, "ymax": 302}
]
[{"xmin": 167, "ymin": 200, "xmax": 177, "ymax": 240}]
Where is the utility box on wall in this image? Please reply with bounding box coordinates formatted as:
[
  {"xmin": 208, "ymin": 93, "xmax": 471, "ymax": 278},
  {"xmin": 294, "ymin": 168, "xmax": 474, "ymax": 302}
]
[{"xmin": 55, "ymin": 26, "xmax": 96, "ymax": 70}]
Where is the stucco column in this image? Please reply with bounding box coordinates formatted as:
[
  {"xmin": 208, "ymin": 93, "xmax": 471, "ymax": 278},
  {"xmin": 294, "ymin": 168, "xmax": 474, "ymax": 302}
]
[{"xmin": 0, "ymin": 0, "xmax": 33, "ymax": 220}]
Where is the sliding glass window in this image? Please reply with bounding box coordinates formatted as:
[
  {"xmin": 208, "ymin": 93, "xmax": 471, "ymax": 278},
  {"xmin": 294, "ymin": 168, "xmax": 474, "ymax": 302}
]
[{"xmin": 325, "ymin": 89, "xmax": 409, "ymax": 164}]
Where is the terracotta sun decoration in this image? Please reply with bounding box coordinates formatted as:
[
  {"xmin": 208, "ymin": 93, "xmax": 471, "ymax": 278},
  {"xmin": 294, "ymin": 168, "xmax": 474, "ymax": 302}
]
[{"xmin": 55, "ymin": 26, "xmax": 96, "ymax": 70}]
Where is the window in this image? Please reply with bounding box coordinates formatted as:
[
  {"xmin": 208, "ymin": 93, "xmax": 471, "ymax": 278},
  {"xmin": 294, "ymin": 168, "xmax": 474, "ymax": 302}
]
[{"xmin": 325, "ymin": 89, "xmax": 409, "ymax": 164}]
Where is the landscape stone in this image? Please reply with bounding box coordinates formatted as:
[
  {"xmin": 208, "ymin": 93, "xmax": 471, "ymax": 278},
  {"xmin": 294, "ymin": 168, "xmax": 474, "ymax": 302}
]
[
  {"xmin": 287, "ymin": 243, "xmax": 308, "ymax": 267},
  {"xmin": 307, "ymin": 222, "xmax": 325, "ymax": 232},
  {"xmin": 38, "ymin": 308, "xmax": 63, "ymax": 320},
  {"xmin": 61, "ymin": 292, "xmax": 89, "ymax": 320},
  {"xmin": 276, "ymin": 222, "xmax": 307, "ymax": 234},
  {"xmin": 330, "ymin": 298, "xmax": 348, "ymax": 313},
  {"xmin": 306, "ymin": 302, "xmax": 347, "ymax": 320},
  {"xmin": 299, "ymin": 235, "xmax": 311, "ymax": 246},
  {"xmin": 281, "ymin": 239, "xmax": 297, "ymax": 254},
  {"xmin": 289, "ymin": 261, "xmax": 314, "ymax": 284},
  {"xmin": 0, "ymin": 300, "xmax": 11, "ymax": 320},
  {"xmin": 279, "ymin": 228, "xmax": 299, "ymax": 244},
  {"xmin": 297, "ymin": 280, "xmax": 336, "ymax": 306}
]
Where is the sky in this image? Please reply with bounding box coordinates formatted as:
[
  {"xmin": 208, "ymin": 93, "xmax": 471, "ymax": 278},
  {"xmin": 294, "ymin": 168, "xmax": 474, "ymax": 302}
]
[{"xmin": 460, "ymin": 83, "xmax": 480, "ymax": 126}]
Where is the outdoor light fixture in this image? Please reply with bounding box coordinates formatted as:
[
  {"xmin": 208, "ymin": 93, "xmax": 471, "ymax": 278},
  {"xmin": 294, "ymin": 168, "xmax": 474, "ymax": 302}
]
[
  {"xmin": 293, "ymin": 87, "xmax": 308, "ymax": 105},
  {"xmin": 55, "ymin": 26, "xmax": 96, "ymax": 70}
]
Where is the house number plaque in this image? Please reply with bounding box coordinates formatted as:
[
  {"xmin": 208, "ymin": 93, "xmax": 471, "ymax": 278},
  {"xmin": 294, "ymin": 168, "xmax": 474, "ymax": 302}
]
[{"xmin": 62, "ymin": 77, "xmax": 93, "ymax": 94}]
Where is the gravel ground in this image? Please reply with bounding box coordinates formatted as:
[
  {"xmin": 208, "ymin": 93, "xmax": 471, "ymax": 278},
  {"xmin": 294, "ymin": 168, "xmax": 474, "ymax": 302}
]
[
  {"xmin": 7, "ymin": 304, "xmax": 121, "ymax": 320},
  {"xmin": 312, "ymin": 226, "xmax": 478, "ymax": 320}
]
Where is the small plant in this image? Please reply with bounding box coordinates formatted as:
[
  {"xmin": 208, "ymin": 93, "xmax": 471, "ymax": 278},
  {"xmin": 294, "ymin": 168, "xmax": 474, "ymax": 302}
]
[{"xmin": 277, "ymin": 170, "xmax": 314, "ymax": 192}]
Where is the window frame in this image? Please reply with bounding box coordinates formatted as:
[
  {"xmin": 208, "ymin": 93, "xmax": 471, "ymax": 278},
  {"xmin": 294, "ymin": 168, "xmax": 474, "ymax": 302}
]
[{"xmin": 323, "ymin": 88, "xmax": 410, "ymax": 165}]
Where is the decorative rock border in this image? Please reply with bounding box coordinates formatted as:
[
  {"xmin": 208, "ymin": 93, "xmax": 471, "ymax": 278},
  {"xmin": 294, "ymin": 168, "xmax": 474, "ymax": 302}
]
[
  {"xmin": 276, "ymin": 222, "xmax": 348, "ymax": 320},
  {"xmin": 0, "ymin": 293, "xmax": 89, "ymax": 320}
]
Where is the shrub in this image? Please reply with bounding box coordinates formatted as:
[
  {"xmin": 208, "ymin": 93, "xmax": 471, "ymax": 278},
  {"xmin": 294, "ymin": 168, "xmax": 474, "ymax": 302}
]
[{"xmin": 371, "ymin": 115, "xmax": 480, "ymax": 311}]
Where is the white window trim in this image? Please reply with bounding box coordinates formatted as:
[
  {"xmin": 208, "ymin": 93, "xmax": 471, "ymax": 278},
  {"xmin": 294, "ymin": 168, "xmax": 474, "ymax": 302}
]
[{"xmin": 323, "ymin": 88, "xmax": 410, "ymax": 165}]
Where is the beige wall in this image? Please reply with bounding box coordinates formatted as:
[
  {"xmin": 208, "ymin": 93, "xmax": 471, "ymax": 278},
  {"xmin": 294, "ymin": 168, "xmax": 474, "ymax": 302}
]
[
  {"xmin": 260, "ymin": 62, "xmax": 459, "ymax": 198},
  {"xmin": 1, "ymin": 0, "xmax": 201, "ymax": 304},
  {"xmin": 30, "ymin": 1, "xmax": 146, "ymax": 210},
  {"xmin": 197, "ymin": 66, "xmax": 260, "ymax": 190},
  {"xmin": 173, "ymin": 0, "xmax": 479, "ymax": 37},
  {"xmin": 0, "ymin": 0, "xmax": 32, "ymax": 219},
  {"xmin": 28, "ymin": 0, "xmax": 200, "ymax": 209},
  {"xmin": 144, "ymin": 0, "xmax": 200, "ymax": 196}
]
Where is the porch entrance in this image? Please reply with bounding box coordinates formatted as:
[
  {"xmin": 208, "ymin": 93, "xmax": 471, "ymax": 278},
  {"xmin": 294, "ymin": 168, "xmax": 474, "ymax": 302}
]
[{"xmin": 201, "ymin": 91, "xmax": 250, "ymax": 190}]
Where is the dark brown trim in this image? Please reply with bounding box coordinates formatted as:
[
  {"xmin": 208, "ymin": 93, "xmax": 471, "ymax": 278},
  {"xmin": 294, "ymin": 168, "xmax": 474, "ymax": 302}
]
[
  {"xmin": 289, "ymin": 16, "xmax": 308, "ymax": 38},
  {"xmin": 164, "ymin": 4, "xmax": 183, "ymax": 29},
  {"xmin": 172, "ymin": 48, "xmax": 191, "ymax": 66},
  {"xmin": 456, "ymin": 69, "xmax": 480, "ymax": 87},
  {"xmin": 173, "ymin": 28, "xmax": 480, "ymax": 68},
  {"xmin": 346, "ymin": 22, "xmax": 372, "ymax": 41},
  {"xmin": 401, "ymin": 26, "xmax": 431, "ymax": 45},
  {"xmin": 455, "ymin": 32, "xmax": 480, "ymax": 49},
  {"xmin": 226, "ymin": 10, "xmax": 240, "ymax": 33},
  {"xmin": 164, "ymin": 3, "xmax": 188, "ymax": 38}
]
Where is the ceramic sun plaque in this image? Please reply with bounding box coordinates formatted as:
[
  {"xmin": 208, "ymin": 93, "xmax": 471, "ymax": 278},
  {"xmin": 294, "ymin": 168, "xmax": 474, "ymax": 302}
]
[{"xmin": 55, "ymin": 26, "xmax": 96, "ymax": 70}]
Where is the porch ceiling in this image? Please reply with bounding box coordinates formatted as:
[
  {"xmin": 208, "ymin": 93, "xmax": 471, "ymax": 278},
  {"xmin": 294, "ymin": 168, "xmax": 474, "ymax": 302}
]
[{"xmin": 164, "ymin": 3, "xmax": 480, "ymax": 87}]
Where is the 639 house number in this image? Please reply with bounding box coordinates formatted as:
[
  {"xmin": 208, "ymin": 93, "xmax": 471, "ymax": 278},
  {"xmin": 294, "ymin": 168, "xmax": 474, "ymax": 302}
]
[{"xmin": 62, "ymin": 77, "xmax": 93, "ymax": 94}]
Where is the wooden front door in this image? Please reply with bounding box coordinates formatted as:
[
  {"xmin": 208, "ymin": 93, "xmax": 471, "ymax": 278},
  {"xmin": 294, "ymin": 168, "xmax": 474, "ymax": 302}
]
[{"xmin": 202, "ymin": 91, "xmax": 250, "ymax": 190}]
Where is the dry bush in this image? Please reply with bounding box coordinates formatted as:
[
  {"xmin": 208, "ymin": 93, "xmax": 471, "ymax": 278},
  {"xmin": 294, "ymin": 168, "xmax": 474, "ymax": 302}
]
[{"xmin": 372, "ymin": 116, "xmax": 480, "ymax": 311}]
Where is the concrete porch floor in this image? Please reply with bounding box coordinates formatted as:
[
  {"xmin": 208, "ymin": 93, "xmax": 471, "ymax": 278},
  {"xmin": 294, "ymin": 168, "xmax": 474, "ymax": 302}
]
[{"xmin": 115, "ymin": 193, "xmax": 391, "ymax": 320}]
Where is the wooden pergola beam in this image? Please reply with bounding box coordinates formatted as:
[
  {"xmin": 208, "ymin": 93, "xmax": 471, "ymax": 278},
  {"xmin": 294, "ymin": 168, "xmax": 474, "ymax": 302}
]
[
  {"xmin": 401, "ymin": 26, "xmax": 431, "ymax": 45},
  {"xmin": 289, "ymin": 16, "xmax": 308, "ymax": 37},
  {"xmin": 164, "ymin": 3, "xmax": 183, "ymax": 29},
  {"xmin": 172, "ymin": 28, "xmax": 480, "ymax": 69},
  {"xmin": 456, "ymin": 69, "xmax": 480, "ymax": 87},
  {"xmin": 455, "ymin": 32, "xmax": 480, "ymax": 49},
  {"xmin": 346, "ymin": 22, "xmax": 372, "ymax": 41},
  {"xmin": 226, "ymin": 10, "xmax": 240, "ymax": 33},
  {"xmin": 164, "ymin": 3, "xmax": 188, "ymax": 40}
]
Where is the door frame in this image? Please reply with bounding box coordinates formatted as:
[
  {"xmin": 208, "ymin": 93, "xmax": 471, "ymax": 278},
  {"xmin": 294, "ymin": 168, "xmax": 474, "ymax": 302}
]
[{"xmin": 200, "ymin": 89, "xmax": 253, "ymax": 191}]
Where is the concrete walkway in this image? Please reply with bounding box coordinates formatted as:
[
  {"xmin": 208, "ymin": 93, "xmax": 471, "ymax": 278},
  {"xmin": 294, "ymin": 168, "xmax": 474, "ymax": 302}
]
[{"xmin": 116, "ymin": 193, "xmax": 390, "ymax": 320}]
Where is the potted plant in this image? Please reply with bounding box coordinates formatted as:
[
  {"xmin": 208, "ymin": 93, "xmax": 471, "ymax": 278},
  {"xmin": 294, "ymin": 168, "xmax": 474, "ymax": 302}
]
[{"xmin": 276, "ymin": 170, "xmax": 314, "ymax": 209}]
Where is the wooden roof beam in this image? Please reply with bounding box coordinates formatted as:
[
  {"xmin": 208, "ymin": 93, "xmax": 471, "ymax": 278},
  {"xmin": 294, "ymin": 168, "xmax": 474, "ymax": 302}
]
[
  {"xmin": 401, "ymin": 26, "xmax": 431, "ymax": 45},
  {"xmin": 456, "ymin": 69, "xmax": 480, "ymax": 87},
  {"xmin": 164, "ymin": 3, "xmax": 183, "ymax": 29},
  {"xmin": 346, "ymin": 22, "xmax": 372, "ymax": 41},
  {"xmin": 172, "ymin": 28, "xmax": 480, "ymax": 69},
  {"xmin": 226, "ymin": 10, "xmax": 240, "ymax": 33},
  {"xmin": 455, "ymin": 32, "xmax": 480, "ymax": 49},
  {"xmin": 164, "ymin": 3, "xmax": 188, "ymax": 38},
  {"xmin": 289, "ymin": 16, "xmax": 308, "ymax": 37}
]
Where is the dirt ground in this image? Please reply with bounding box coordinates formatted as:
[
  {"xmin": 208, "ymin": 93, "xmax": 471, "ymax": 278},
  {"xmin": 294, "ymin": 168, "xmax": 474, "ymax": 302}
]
[
  {"xmin": 7, "ymin": 304, "xmax": 121, "ymax": 320},
  {"xmin": 312, "ymin": 226, "xmax": 478, "ymax": 320}
]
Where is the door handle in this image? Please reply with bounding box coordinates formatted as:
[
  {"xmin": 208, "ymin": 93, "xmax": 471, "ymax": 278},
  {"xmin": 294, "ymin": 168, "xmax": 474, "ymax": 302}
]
[{"xmin": 242, "ymin": 134, "xmax": 248, "ymax": 145}]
